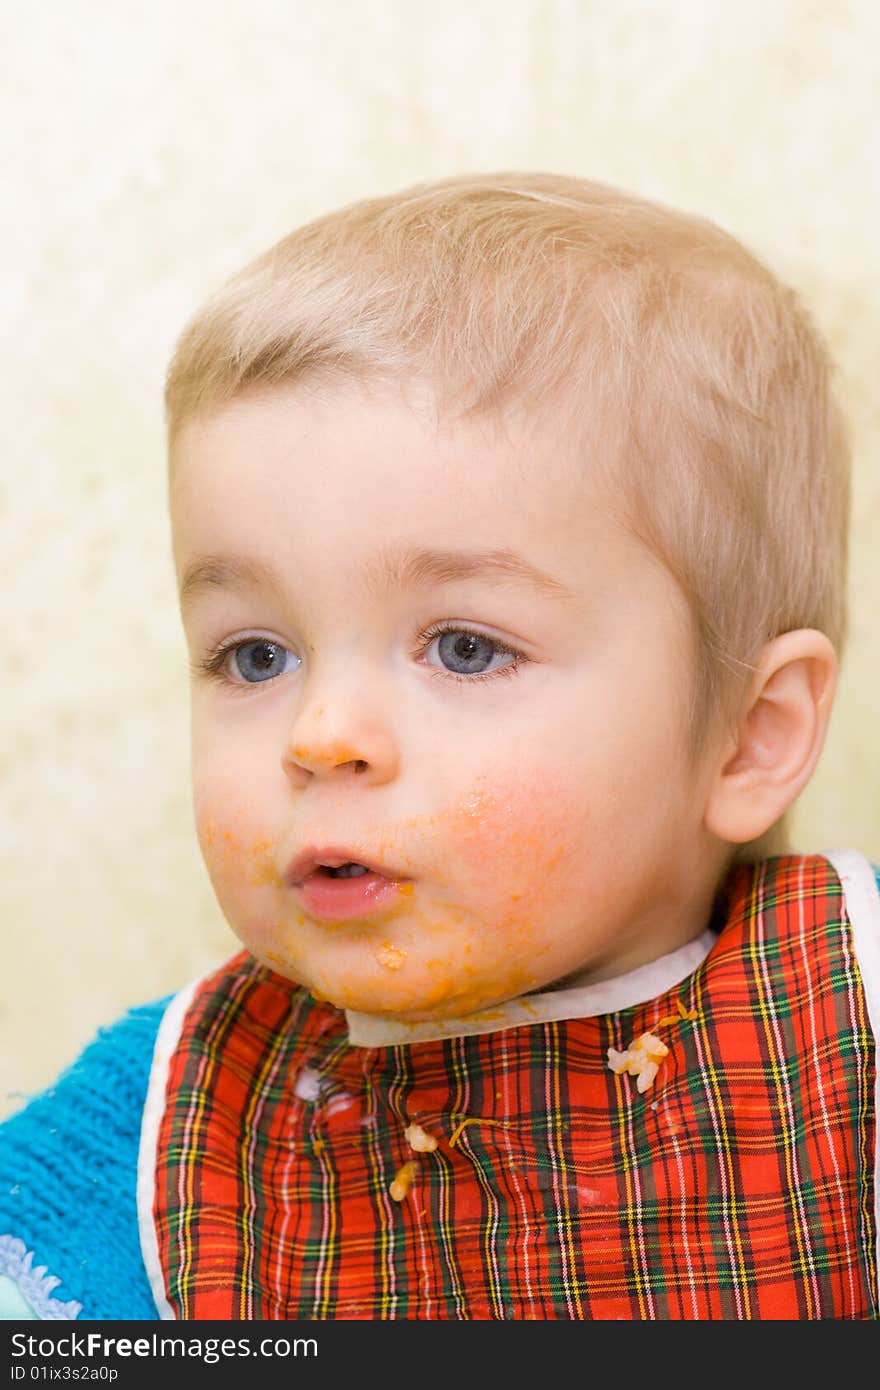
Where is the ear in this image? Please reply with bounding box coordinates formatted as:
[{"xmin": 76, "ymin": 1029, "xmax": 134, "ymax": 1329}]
[{"xmin": 703, "ymin": 630, "xmax": 838, "ymax": 845}]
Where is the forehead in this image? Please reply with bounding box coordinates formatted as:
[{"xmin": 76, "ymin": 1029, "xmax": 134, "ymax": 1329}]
[
  {"xmin": 169, "ymin": 379, "xmax": 656, "ymax": 612},
  {"xmin": 173, "ymin": 376, "xmax": 610, "ymax": 511},
  {"xmin": 171, "ymin": 377, "xmax": 586, "ymax": 488}
]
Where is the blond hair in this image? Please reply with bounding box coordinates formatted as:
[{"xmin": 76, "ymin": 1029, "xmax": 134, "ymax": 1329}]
[{"xmin": 164, "ymin": 171, "xmax": 850, "ymax": 859}]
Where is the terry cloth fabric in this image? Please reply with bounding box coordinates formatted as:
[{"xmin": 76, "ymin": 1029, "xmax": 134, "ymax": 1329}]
[{"xmin": 144, "ymin": 852, "xmax": 879, "ymax": 1320}]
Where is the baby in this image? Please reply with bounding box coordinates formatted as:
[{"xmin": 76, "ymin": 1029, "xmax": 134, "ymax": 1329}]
[{"xmin": 1, "ymin": 172, "xmax": 877, "ymax": 1322}]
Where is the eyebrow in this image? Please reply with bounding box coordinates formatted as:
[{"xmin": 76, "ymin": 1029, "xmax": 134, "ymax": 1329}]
[
  {"xmin": 179, "ymin": 555, "xmax": 283, "ymax": 608},
  {"xmin": 362, "ymin": 545, "xmax": 574, "ymax": 601},
  {"xmin": 179, "ymin": 545, "xmax": 574, "ymax": 607}
]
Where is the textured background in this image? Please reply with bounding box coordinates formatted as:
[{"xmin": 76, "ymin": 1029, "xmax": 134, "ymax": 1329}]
[{"xmin": 2, "ymin": 0, "xmax": 878, "ymax": 1119}]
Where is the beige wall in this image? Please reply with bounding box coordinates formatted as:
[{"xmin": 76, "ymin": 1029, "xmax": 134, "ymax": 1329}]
[{"xmin": 2, "ymin": 0, "xmax": 878, "ymax": 1119}]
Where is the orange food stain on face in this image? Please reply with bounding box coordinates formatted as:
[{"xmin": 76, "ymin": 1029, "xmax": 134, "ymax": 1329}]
[
  {"xmin": 265, "ymin": 950, "xmax": 290, "ymax": 970},
  {"xmin": 377, "ymin": 943, "xmax": 406, "ymax": 971},
  {"xmin": 245, "ymin": 834, "xmax": 281, "ymax": 887},
  {"xmin": 199, "ymin": 818, "xmax": 281, "ymax": 889},
  {"xmin": 456, "ymin": 782, "xmax": 497, "ymax": 822},
  {"xmin": 291, "ymin": 742, "xmax": 361, "ymax": 764},
  {"xmin": 412, "ymin": 951, "xmax": 540, "ymax": 1015},
  {"xmin": 199, "ymin": 772, "xmax": 577, "ymax": 1022},
  {"xmin": 249, "ymin": 863, "xmax": 282, "ymax": 887}
]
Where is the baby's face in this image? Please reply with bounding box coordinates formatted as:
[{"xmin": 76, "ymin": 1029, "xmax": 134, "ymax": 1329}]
[{"xmin": 171, "ymin": 379, "xmax": 723, "ymax": 1021}]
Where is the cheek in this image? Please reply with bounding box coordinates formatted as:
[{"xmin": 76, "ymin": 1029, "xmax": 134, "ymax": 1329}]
[
  {"xmin": 191, "ymin": 705, "xmax": 289, "ymax": 861},
  {"xmin": 197, "ymin": 814, "xmax": 281, "ymax": 898},
  {"xmin": 193, "ymin": 762, "xmax": 281, "ymax": 901},
  {"xmin": 445, "ymin": 771, "xmax": 588, "ymax": 906}
]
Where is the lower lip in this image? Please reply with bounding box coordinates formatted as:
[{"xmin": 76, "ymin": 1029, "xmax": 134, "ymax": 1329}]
[{"xmin": 294, "ymin": 870, "xmax": 406, "ymax": 922}]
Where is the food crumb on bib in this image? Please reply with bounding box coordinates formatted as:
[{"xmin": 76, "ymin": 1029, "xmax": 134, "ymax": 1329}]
[
  {"xmin": 405, "ymin": 1122, "xmax": 439, "ymax": 1152},
  {"xmin": 390, "ymin": 1160, "xmax": 419, "ymax": 1201},
  {"xmin": 607, "ymin": 1031, "xmax": 669, "ymax": 1093}
]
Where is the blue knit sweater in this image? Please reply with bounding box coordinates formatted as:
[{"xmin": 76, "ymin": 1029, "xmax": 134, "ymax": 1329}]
[
  {"xmin": 3, "ymin": 860, "xmax": 879, "ymax": 1320},
  {"xmin": 0, "ymin": 999, "xmax": 168, "ymax": 1319}
]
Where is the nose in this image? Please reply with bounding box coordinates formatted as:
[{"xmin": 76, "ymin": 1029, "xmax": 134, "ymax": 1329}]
[{"xmin": 280, "ymin": 686, "xmax": 400, "ymax": 786}]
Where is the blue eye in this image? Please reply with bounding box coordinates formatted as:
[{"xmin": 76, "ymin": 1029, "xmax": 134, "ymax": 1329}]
[
  {"xmin": 436, "ymin": 629, "xmax": 499, "ymax": 675},
  {"xmin": 229, "ymin": 639, "xmax": 299, "ymax": 683}
]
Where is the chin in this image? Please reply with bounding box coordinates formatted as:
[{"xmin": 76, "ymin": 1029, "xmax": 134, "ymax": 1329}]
[{"xmin": 333, "ymin": 981, "xmax": 513, "ymax": 1023}]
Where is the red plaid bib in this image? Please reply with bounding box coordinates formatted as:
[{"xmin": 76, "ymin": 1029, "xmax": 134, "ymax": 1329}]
[{"xmin": 145, "ymin": 854, "xmax": 878, "ymax": 1319}]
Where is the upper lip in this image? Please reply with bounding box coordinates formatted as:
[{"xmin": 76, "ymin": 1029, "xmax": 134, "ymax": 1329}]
[{"xmin": 285, "ymin": 845, "xmax": 410, "ymax": 885}]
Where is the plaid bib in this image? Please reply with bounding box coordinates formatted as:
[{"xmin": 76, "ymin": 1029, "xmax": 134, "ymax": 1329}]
[{"xmin": 146, "ymin": 854, "xmax": 878, "ymax": 1319}]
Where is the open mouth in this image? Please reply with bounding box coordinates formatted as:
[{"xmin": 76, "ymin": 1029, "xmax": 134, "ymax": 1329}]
[
  {"xmin": 317, "ymin": 863, "xmax": 371, "ymax": 879},
  {"xmin": 286, "ymin": 847, "xmax": 411, "ymax": 921},
  {"xmin": 295, "ymin": 860, "xmax": 404, "ymax": 922}
]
